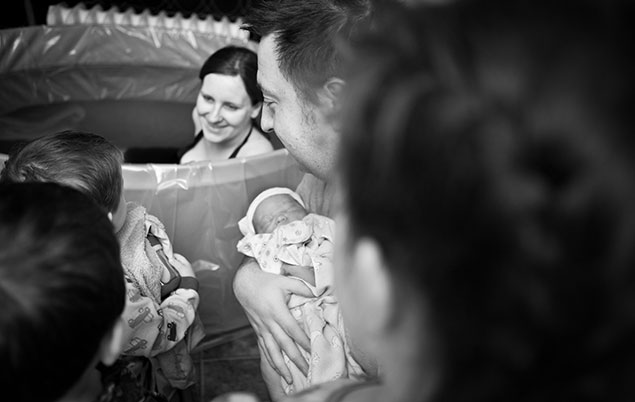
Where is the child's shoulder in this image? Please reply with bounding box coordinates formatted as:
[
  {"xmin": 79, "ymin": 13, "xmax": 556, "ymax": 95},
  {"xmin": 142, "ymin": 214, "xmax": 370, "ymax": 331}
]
[
  {"xmin": 144, "ymin": 210, "xmax": 169, "ymax": 235},
  {"xmin": 124, "ymin": 201, "xmax": 146, "ymax": 221}
]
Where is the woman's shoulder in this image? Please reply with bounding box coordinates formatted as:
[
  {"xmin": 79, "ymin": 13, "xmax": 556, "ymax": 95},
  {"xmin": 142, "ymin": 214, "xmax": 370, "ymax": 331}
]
[
  {"xmin": 178, "ymin": 132, "xmax": 204, "ymax": 164},
  {"xmin": 238, "ymin": 128, "xmax": 275, "ymax": 158}
]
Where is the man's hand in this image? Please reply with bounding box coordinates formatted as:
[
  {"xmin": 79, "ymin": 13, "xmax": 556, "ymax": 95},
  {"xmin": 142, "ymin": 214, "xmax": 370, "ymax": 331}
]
[
  {"xmin": 281, "ymin": 263, "xmax": 315, "ymax": 286},
  {"xmin": 233, "ymin": 259, "xmax": 314, "ymax": 384}
]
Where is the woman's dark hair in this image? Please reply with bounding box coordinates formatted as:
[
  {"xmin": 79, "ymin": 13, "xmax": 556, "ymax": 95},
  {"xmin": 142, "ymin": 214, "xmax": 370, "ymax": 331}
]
[
  {"xmin": 0, "ymin": 182, "xmax": 124, "ymax": 402},
  {"xmin": 341, "ymin": 0, "xmax": 635, "ymax": 400},
  {"xmin": 199, "ymin": 45, "xmax": 262, "ymax": 105}
]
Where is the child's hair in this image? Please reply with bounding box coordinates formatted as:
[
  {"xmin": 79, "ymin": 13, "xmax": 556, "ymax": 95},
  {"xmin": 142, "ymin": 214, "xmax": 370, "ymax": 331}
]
[
  {"xmin": 341, "ymin": 0, "xmax": 635, "ymax": 400},
  {"xmin": 0, "ymin": 181, "xmax": 125, "ymax": 402},
  {"xmin": 0, "ymin": 130, "xmax": 124, "ymax": 213}
]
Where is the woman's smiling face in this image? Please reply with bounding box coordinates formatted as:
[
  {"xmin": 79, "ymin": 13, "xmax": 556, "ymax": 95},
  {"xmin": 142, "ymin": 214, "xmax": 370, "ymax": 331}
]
[{"xmin": 195, "ymin": 73, "xmax": 261, "ymax": 144}]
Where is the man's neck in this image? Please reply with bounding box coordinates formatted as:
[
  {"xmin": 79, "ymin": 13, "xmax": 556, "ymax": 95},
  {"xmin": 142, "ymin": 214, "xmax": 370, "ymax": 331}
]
[{"xmin": 295, "ymin": 173, "xmax": 339, "ymax": 217}]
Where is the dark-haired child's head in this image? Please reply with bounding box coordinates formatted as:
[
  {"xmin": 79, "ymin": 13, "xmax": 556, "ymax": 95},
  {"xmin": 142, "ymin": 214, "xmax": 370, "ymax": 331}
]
[
  {"xmin": 338, "ymin": 1, "xmax": 635, "ymax": 400},
  {"xmin": 0, "ymin": 181, "xmax": 125, "ymax": 402}
]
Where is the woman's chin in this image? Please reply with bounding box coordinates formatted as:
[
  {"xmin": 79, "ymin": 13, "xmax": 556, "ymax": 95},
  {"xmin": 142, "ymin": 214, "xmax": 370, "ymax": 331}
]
[{"xmin": 202, "ymin": 130, "xmax": 229, "ymax": 144}]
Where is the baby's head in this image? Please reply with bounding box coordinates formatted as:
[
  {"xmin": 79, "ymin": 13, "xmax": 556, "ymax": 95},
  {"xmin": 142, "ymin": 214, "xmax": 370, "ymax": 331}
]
[
  {"xmin": 253, "ymin": 193, "xmax": 308, "ymax": 234},
  {"xmin": 239, "ymin": 187, "xmax": 308, "ymax": 236},
  {"xmin": 0, "ymin": 131, "xmax": 127, "ymax": 232}
]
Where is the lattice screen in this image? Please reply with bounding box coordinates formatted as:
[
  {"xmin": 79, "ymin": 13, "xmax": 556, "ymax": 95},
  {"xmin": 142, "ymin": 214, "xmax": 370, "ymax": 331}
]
[{"xmin": 63, "ymin": 0, "xmax": 255, "ymax": 18}]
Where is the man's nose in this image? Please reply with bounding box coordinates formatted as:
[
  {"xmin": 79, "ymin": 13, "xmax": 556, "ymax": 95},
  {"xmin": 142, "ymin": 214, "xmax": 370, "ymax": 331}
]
[{"xmin": 260, "ymin": 106, "xmax": 274, "ymax": 133}]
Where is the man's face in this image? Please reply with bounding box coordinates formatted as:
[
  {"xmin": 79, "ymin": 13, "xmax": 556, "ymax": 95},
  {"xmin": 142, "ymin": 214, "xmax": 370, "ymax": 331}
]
[{"xmin": 257, "ymin": 34, "xmax": 339, "ymax": 180}]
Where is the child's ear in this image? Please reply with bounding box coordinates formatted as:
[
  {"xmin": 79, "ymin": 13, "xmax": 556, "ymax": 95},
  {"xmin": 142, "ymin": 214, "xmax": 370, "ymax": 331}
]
[
  {"xmin": 99, "ymin": 317, "xmax": 124, "ymax": 366},
  {"xmin": 353, "ymin": 238, "xmax": 393, "ymax": 335}
]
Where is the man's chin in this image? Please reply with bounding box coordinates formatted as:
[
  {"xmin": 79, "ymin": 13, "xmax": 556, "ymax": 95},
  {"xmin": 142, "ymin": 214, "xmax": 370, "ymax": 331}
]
[
  {"xmin": 287, "ymin": 151, "xmax": 333, "ymax": 180},
  {"xmin": 296, "ymin": 162, "xmax": 308, "ymax": 174}
]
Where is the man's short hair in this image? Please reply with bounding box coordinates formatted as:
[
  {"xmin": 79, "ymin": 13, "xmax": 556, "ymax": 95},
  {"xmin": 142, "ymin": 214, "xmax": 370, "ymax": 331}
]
[
  {"xmin": 244, "ymin": 0, "xmax": 371, "ymax": 104},
  {"xmin": 0, "ymin": 182, "xmax": 125, "ymax": 402},
  {"xmin": 0, "ymin": 130, "xmax": 124, "ymax": 213}
]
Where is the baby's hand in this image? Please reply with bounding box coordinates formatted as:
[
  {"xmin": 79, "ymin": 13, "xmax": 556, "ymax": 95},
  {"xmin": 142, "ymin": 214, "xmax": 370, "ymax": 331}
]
[
  {"xmin": 281, "ymin": 264, "xmax": 315, "ymax": 286},
  {"xmin": 171, "ymin": 253, "xmax": 195, "ymax": 278}
]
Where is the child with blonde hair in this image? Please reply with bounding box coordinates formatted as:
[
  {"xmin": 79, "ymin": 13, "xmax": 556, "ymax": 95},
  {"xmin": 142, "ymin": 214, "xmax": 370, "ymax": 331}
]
[{"xmin": 1, "ymin": 131, "xmax": 204, "ymax": 399}]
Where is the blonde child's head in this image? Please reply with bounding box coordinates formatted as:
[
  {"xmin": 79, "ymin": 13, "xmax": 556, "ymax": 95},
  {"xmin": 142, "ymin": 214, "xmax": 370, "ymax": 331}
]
[{"xmin": 1, "ymin": 130, "xmax": 127, "ymax": 231}]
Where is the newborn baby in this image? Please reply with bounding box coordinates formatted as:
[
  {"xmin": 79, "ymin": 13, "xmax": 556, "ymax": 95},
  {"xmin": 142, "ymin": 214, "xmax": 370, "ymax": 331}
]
[
  {"xmin": 237, "ymin": 187, "xmax": 366, "ymax": 395},
  {"xmin": 238, "ymin": 187, "xmax": 335, "ymax": 288}
]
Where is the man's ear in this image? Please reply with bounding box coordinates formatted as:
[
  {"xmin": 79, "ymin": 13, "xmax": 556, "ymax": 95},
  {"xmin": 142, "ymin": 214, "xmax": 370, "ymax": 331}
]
[
  {"xmin": 99, "ymin": 317, "xmax": 124, "ymax": 366},
  {"xmin": 316, "ymin": 77, "xmax": 346, "ymax": 133},
  {"xmin": 107, "ymin": 212, "xmax": 113, "ymax": 222},
  {"xmin": 320, "ymin": 77, "xmax": 346, "ymax": 111},
  {"xmin": 353, "ymin": 238, "xmax": 394, "ymax": 335}
]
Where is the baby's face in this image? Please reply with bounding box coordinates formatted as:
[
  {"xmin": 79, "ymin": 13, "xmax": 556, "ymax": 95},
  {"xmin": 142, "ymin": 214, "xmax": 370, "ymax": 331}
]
[{"xmin": 253, "ymin": 194, "xmax": 308, "ymax": 234}]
